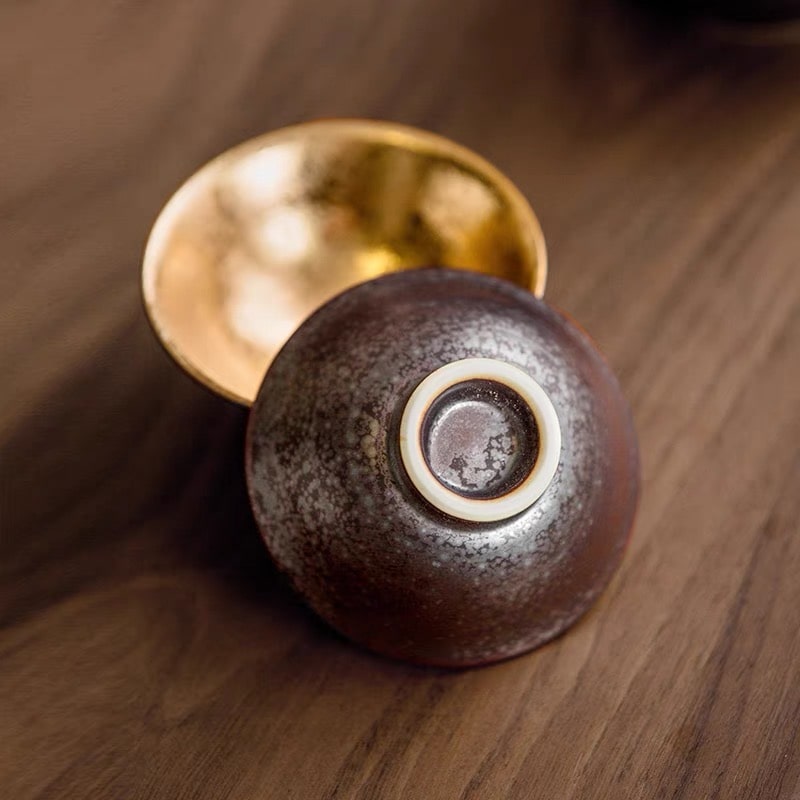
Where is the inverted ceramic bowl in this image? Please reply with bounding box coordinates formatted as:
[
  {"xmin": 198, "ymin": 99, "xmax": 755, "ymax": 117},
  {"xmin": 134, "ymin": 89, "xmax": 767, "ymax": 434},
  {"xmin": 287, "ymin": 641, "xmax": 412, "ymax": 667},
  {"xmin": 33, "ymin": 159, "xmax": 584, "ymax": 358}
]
[
  {"xmin": 246, "ymin": 269, "xmax": 639, "ymax": 667},
  {"xmin": 142, "ymin": 119, "xmax": 546, "ymax": 406}
]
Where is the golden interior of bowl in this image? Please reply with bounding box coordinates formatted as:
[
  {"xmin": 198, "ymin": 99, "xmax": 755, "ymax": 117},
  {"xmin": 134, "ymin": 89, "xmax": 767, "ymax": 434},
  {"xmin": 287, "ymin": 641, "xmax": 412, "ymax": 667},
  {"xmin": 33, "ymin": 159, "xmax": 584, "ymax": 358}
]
[{"xmin": 142, "ymin": 119, "xmax": 547, "ymax": 406}]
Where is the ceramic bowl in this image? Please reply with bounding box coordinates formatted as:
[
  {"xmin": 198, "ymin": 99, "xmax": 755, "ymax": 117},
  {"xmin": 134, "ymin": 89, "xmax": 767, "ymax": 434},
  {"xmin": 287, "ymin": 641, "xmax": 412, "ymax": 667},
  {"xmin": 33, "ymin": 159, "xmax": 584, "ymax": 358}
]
[
  {"xmin": 142, "ymin": 119, "xmax": 546, "ymax": 406},
  {"xmin": 245, "ymin": 268, "xmax": 639, "ymax": 667}
]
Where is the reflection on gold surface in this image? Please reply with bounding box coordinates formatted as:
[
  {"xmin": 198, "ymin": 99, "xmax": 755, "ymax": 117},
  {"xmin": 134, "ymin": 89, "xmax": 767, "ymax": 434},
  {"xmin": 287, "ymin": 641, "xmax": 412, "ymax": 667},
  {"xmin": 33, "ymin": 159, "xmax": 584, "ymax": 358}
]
[
  {"xmin": 253, "ymin": 207, "xmax": 315, "ymax": 264},
  {"xmin": 420, "ymin": 166, "xmax": 498, "ymax": 243},
  {"xmin": 142, "ymin": 119, "xmax": 547, "ymax": 406}
]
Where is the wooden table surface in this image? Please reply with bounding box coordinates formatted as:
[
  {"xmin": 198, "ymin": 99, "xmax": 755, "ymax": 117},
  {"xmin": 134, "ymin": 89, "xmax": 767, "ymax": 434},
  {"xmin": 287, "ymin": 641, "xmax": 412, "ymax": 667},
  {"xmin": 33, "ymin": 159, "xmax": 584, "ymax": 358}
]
[{"xmin": 2, "ymin": 1, "xmax": 800, "ymax": 798}]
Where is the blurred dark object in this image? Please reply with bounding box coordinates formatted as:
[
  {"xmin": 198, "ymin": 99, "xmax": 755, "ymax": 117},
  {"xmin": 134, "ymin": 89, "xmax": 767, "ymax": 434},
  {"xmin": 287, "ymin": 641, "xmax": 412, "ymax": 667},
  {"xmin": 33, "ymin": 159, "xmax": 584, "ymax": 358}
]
[{"xmin": 643, "ymin": 0, "xmax": 800, "ymax": 21}]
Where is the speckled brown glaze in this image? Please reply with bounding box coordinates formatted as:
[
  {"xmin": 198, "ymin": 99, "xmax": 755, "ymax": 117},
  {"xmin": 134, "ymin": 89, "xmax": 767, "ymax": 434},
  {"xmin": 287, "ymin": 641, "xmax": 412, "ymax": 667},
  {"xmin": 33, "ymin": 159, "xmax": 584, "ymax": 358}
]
[{"xmin": 245, "ymin": 269, "xmax": 640, "ymax": 667}]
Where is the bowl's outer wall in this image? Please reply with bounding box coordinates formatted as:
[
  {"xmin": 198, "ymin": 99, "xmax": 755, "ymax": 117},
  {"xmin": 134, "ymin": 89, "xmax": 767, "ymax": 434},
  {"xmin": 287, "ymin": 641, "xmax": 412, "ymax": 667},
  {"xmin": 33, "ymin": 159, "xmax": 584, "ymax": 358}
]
[{"xmin": 245, "ymin": 269, "xmax": 640, "ymax": 667}]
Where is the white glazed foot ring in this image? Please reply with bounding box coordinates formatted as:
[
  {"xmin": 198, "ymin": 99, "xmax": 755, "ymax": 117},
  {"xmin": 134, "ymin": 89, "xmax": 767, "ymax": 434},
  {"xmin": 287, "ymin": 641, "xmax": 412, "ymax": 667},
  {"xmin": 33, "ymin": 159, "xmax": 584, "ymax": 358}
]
[{"xmin": 399, "ymin": 358, "xmax": 561, "ymax": 523}]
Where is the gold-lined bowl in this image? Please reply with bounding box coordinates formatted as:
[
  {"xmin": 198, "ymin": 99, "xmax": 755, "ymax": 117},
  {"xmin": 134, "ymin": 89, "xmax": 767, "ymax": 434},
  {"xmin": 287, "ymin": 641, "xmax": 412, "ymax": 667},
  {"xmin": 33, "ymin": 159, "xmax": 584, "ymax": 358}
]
[{"xmin": 142, "ymin": 119, "xmax": 547, "ymax": 406}]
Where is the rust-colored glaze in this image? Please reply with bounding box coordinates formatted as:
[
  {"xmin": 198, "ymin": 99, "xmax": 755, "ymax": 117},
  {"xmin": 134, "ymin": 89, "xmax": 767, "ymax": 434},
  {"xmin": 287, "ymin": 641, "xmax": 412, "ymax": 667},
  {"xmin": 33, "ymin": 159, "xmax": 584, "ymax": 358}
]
[{"xmin": 245, "ymin": 269, "xmax": 640, "ymax": 667}]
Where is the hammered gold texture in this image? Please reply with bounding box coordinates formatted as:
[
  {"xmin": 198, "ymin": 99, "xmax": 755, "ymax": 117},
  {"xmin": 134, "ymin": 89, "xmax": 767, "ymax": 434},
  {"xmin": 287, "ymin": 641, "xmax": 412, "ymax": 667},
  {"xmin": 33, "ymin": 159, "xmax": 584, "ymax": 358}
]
[{"xmin": 142, "ymin": 121, "xmax": 546, "ymax": 405}]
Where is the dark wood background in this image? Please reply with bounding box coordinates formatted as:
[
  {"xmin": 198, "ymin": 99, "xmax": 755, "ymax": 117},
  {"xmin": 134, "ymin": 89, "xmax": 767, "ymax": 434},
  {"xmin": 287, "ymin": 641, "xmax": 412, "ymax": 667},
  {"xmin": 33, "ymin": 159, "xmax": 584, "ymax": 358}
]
[{"xmin": 2, "ymin": 1, "xmax": 799, "ymax": 797}]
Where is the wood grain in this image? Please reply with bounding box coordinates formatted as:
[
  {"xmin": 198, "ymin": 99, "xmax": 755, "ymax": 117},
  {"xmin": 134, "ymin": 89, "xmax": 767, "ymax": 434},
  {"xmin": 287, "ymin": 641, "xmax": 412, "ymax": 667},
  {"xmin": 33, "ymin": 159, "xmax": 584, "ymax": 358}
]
[{"xmin": 2, "ymin": 1, "xmax": 799, "ymax": 797}]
